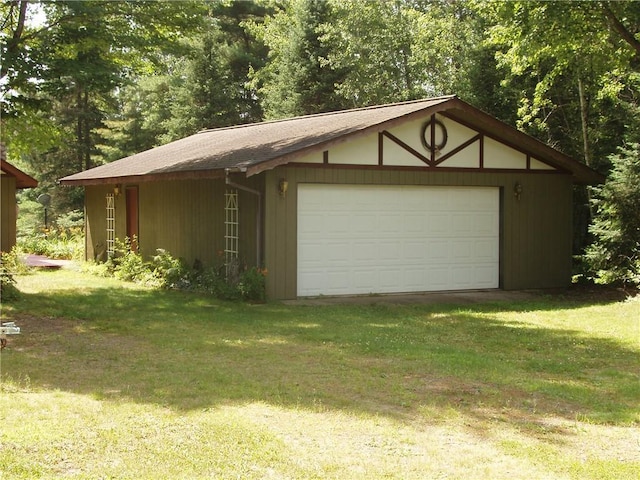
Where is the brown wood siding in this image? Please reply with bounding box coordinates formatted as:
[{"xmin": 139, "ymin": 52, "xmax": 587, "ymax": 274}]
[
  {"xmin": 85, "ymin": 177, "xmax": 262, "ymax": 269},
  {"xmin": 1, "ymin": 176, "xmax": 17, "ymax": 252},
  {"xmin": 264, "ymin": 166, "xmax": 573, "ymax": 300}
]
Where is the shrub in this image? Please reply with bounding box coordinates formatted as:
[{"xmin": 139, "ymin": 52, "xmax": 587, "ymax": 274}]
[
  {"xmin": 585, "ymin": 143, "xmax": 640, "ymax": 286},
  {"xmin": 150, "ymin": 249, "xmax": 191, "ymax": 289},
  {"xmin": 237, "ymin": 267, "xmax": 267, "ymax": 302},
  {"xmin": 0, "ymin": 247, "xmax": 32, "ymax": 275},
  {"xmin": 0, "ymin": 251, "xmax": 22, "ymax": 302},
  {"xmin": 106, "ymin": 238, "xmax": 156, "ymax": 285}
]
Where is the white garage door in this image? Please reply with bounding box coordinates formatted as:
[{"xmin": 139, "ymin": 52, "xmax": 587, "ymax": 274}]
[{"xmin": 297, "ymin": 184, "xmax": 499, "ymax": 296}]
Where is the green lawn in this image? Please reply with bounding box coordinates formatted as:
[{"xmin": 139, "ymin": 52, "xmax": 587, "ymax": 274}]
[{"xmin": 1, "ymin": 269, "xmax": 638, "ymax": 479}]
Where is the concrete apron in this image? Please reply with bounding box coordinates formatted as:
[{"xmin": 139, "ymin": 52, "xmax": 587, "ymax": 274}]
[{"xmin": 282, "ymin": 289, "xmax": 546, "ymax": 306}]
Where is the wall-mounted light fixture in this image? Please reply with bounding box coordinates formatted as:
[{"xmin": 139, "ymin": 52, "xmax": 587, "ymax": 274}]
[
  {"xmin": 278, "ymin": 178, "xmax": 288, "ymax": 197},
  {"xmin": 113, "ymin": 185, "xmax": 121, "ymax": 196},
  {"xmin": 514, "ymin": 181, "xmax": 523, "ymax": 201}
]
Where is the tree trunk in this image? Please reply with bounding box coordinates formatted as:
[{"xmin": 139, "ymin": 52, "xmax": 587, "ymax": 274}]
[
  {"xmin": 76, "ymin": 88, "xmax": 84, "ymax": 172},
  {"xmin": 83, "ymin": 89, "xmax": 92, "ymax": 171},
  {"xmin": 578, "ymin": 77, "xmax": 594, "ymax": 220},
  {"xmin": 1, "ymin": 0, "xmax": 28, "ymax": 79}
]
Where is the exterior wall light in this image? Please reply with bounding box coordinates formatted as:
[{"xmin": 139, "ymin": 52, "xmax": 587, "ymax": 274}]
[
  {"xmin": 279, "ymin": 178, "xmax": 288, "ymax": 197},
  {"xmin": 514, "ymin": 181, "xmax": 523, "ymax": 200},
  {"xmin": 113, "ymin": 185, "xmax": 121, "ymax": 196}
]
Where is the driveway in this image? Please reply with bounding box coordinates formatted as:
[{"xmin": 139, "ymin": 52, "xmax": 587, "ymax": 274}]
[{"xmin": 282, "ymin": 289, "xmax": 544, "ymax": 306}]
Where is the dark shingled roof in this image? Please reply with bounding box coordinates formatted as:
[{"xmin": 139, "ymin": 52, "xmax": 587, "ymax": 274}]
[
  {"xmin": 59, "ymin": 96, "xmax": 604, "ymax": 186},
  {"xmin": 1, "ymin": 144, "xmax": 38, "ymax": 189}
]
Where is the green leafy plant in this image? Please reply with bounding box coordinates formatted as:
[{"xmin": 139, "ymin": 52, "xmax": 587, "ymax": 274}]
[
  {"xmin": 585, "ymin": 143, "xmax": 640, "ymax": 286},
  {"xmin": 92, "ymin": 240, "xmax": 267, "ymax": 301},
  {"xmin": 150, "ymin": 248, "xmax": 190, "ymax": 289},
  {"xmin": 106, "ymin": 237, "xmax": 156, "ymax": 285},
  {"xmin": 237, "ymin": 267, "xmax": 267, "ymax": 302},
  {"xmin": 0, "ymin": 250, "xmax": 23, "ymax": 301},
  {"xmin": 17, "ymin": 225, "xmax": 84, "ymax": 260},
  {"xmin": 0, "ymin": 247, "xmax": 32, "ymax": 275}
]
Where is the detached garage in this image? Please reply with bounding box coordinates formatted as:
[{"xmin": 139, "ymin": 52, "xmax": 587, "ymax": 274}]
[{"xmin": 60, "ymin": 95, "xmax": 603, "ymax": 300}]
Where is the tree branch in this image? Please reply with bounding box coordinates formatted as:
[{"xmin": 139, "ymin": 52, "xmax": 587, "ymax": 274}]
[
  {"xmin": 601, "ymin": 1, "xmax": 640, "ymax": 57},
  {"xmin": 12, "ymin": 0, "xmax": 27, "ymax": 43},
  {"xmin": 1, "ymin": 0, "xmax": 28, "ymax": 78}
]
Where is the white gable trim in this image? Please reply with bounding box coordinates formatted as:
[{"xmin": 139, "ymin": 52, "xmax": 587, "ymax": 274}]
[{"xmin": 291, "ymin": 113, "xmax": 561, "ymax": 173}]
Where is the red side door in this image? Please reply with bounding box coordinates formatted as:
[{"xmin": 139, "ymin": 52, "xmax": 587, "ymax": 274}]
[{"xmin": 125, "ymin": 186, "xmax": 139, "ymax": 251}]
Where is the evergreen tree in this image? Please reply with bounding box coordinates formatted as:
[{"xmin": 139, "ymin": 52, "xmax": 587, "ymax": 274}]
[
  {"xmin": 251, "ymin": 0, "xmax": 347, "ymax": 118},
  {"xmin": 586, "ymin": 143, "xmax": 640, "ymax": 286}
]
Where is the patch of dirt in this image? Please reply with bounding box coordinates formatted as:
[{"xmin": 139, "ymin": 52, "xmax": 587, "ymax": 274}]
[
  {"xmin": 6, "ymin": 314, "xmax": 77, "ymax": 335},
  {"xmin": 558, "ymin": 284, "xmax": 638, "ymax": 303}
]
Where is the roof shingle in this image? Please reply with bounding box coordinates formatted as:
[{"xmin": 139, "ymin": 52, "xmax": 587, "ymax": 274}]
[{"xmin": 59, "ymin": 96, "xmax": 603, "ymax": 185}]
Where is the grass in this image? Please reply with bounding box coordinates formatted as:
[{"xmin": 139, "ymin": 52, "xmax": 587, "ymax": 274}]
[{"xmin": 0, "ymin": 269, "xmax": 638, "ymax": 479}]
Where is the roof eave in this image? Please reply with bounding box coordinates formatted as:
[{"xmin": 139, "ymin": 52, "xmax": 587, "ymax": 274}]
[
  {"xmin": 59, "ymin": 168, "xmax": 225, "ymax": 186},
  {"xmin": 1, "ymin": 160, "xmax": 38, "ymax": 188}
]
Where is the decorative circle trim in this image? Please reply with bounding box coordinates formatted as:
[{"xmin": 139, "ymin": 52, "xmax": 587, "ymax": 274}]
[{"xmin": 421, "ymin": 119, "xmax": 448, "ymax": 151}]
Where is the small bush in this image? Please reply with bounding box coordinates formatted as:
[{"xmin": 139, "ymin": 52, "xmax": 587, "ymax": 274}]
[
  {"xmin": 150, "ymin": 249, "xmax": 191, "ymax": 289},
  {"xmin": 237, "ymin": 267, "xmax": 267, "ymax": 302},
  {"xmin": 0, "ymin": 247, "xmax": 32, "ymax": 275},
  {"xmin": 106, "ymin": 238, "xmax": 156, "ymax": 286},
  {"xmin": 0, "ymin": 252, "xmax": 22, "ymax": 302}
]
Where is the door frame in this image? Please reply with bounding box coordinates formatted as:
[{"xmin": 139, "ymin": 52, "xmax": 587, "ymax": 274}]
[{"xmin": 125, "ymin": 185, "xmax": 139, "ymax": 251}]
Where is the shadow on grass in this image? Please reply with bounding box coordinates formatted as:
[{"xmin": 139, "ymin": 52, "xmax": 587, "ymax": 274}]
[{"xmin": 3, "ymin": 283, "xmax": 638, "ymax": 439}]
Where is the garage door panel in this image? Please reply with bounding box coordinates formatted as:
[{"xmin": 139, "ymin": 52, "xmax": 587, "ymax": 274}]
[
  {"xmin": 324, "ymin": 244, "xmax": 351, "ymax": 265},
  {"xmin": 425, "ymin": 268, "xmax": 451, "ymax": 289},
  {"xmin": 426, "ymin": 214, "xmax": 450, "ymax": 234},
  {"xmin": 475, "ymin": 265, "xmax": 499, "ymax": 286},
  {"xmin": 324, "ymin": 214, "xmax": 351, "ymax": 235},
  {"xmin": 404, "ymin": 214, "xmax": 427, "ymax": 233},
  {"xmin": 403, "ymin": 268, "xmax": 426, "ymax": 290},
  {"xmin": 298, "ymin": 271, "xmax": 326, "ymax": 293},
  {"xmin": 298, "ymin": 184, "xmax": 499, "ymax": 296},
  {"xmin": 352, "ymin": 214, "xmax": 376, "ymax": 233},
  {"xmin": 472, "ymin": 214, "xmax": 498, "ymax": 234},
  {"xmin": 404, "ymin": 240, "xmax": 430, "ymax": 260},
  {"xmin": 353, "ymin": 242, "xmax": 378, "ymax": 263},
  {"xmin": 379, "ymin": 214, "xmax": 404, "ymax": 233},
  {"xmin": 298, "ymin": 242, "xmax": 326, "ymax": 264},
  {"xmin": 474, "ymin": 239, "xmax": 499, "ymax": 260},
  {"xmin": 451, "ymin": 213, "xmax": 475, "ymax": 234},
  {"xmin": 379, "ymin": 268, "xmax": 404, "ymax": 289},
  {"xmin": 326, "ymin": 270, "xmax": 350, "ymax": 293},
  {"xmin": 378, "ymin": 241, "xmax": 402, "ymax": 262},
  {"xmin": 425, "ymin": 240, "xmax": 451, "ymax": 263},
  {"xmin": 451, "ymin": 240, "xmax": 472, "ymax": 260},
  {"xmin": 353, "ymin": 269, "xmax": 380, "ymax": 291}
]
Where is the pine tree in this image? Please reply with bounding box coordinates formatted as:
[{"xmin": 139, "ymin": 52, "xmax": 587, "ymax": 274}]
[{"xmin": 586, "ymin": 144, "xmax": 640, "ymax": 286}]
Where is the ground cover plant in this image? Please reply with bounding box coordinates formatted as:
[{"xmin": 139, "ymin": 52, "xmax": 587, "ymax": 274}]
[
  {"xmin": 0, "ymin": 269, "xmax": 638, "ymax": 479},
  {"xmin": 83, "ymin": 238, "xmax": 266, "ymax": 302}
]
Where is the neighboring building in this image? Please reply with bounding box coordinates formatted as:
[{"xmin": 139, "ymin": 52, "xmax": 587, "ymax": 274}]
[
  {"xmin": 60, "ymin": 96, "xmax": 603, "ymax": 299},
  {"xmin": 1, "ymin": 145, "xmax": 38, "ymax": 252}
]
